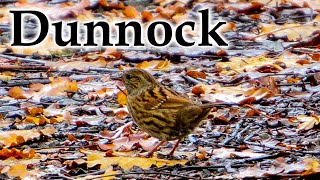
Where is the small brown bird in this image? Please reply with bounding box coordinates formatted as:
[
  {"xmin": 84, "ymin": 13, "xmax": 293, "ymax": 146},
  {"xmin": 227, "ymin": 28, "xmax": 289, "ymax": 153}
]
[{"xmin": 122, "ymin": 68, "xmax": 233, "ymax": 157}]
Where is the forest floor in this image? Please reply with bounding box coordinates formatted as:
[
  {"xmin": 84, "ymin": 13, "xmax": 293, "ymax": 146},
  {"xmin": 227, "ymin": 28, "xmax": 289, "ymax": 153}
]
[{"xmin": 0, "ymin": 0, "xmax": 320, "ymax": 179}]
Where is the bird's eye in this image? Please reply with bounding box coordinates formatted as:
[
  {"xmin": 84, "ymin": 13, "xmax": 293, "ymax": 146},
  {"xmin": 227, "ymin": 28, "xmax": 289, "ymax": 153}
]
[{"xmin": 126, "ymin": 74, "xmax": 133, "ymax": 80}]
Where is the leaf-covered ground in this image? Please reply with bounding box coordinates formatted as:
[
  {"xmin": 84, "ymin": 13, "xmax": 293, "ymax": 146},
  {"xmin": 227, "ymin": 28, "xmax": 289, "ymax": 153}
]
[{"xmin": 0, "ymin": 0, "xmax": 320, "ymax": 179}]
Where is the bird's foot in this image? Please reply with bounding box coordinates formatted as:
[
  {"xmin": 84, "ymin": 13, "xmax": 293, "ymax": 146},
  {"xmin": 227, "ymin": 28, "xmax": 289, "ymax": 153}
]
[
  {"xmin": 137, "ymin": 151, "xmax": 155, "ymax": 158},
  {"xmin": 137, "ymin": 140, "xmax": 166, "ymax": 158}
]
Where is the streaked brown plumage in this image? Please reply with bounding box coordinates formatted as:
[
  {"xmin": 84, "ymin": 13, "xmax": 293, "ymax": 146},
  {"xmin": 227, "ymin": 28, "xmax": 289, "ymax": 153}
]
[{"xmin": 122, "ymin": 68, "xmax": 231, "ymax": 156}]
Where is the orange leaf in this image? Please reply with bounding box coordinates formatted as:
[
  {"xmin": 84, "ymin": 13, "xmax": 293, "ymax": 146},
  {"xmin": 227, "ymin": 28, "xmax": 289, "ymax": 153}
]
[
  {"xmin": 296, "ymin": 59, "xmax": 311, "ymax": 65},
  {"xmin": 311, "ymin": 53, "xmax": 320, "ymax": 61},
  {"xmin": 186, "ymin": 71, "xmax": 206, "ymax": 79},
  {"xmin": 108, "ymin": 51, "xmax": 123, "ymax": 59},
  {"xmin": 68, "ymin": 134, "xmax": 78, "ymax": 142},
  {"xmin": 123, "ymin": 6, "xmax": 139, "ymax": 18},
  {"xmin": 8, "ymin": 87, "xmax": 27, "ymax": 99},
  {"xmin": 27, "ymin": 107, "xmax": 44, "ymax": 116},
  {"xmin": 287, "ymin": 77, "xmax": 301, "ymax": 83},
  {"xmin": 114, "ymin": 110, "xmax": 129, "ymax": 119},
  {"xmin": 141, "ymin": 11, "xmax": 153, "ymax": 22},
  {"xmin": 192, "ymin": 86, "xmax": 206, "ymax": 95},
  {"xmin": 0, "ymin": 148, "xmax": 35, "ymax": 160}
]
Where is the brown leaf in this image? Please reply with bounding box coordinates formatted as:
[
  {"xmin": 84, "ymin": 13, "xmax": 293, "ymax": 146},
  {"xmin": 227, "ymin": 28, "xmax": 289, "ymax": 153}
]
[
  {"xmin": 256, "ymin": 64, "xmax": 283, "ymax": 73},
  {"xmin": 186, "ymin": 71, "xmax": 207, "ymax": 79},
  {"xmin": 191, "ymin": 86, "xmax": 206, "ymax": 95},
  {"xmin": 268, "ymin": 77, "xmax": 281, "ymax": 94}
]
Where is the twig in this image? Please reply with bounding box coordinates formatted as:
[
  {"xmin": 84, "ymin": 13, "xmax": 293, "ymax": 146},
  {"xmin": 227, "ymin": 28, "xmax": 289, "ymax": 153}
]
[
  {"xmin": 74, "ymin": 170, "xmax": 106, "ymax": 178},
  {"xmin": 292, "ymin": 47, "xmax": 320, "ymax": 54},
  {"xmin": 181, "ymin": 75, "xmax": 201, "ymax": 85},
  {"xmin": 89, "ymin": 67, "xmax": 121, "ymax": 72},
  {"xmin": 116, "ymin": 85, "xmax": 127, "ymax": 96},
  {"xmin": 244, "ymin": 104, "xmax": 276, "ymax": 119},
  {"xmin": 243, "ymin": 140, "xmax": 287, "ymax": 151},
  {"xmin": 236, "ymin": 124, "xmax": 251, "ymax": 143},
  {"xmin": 0, "ymin": 54, "xmax": 46, "ymax": 65},
  {"xmin": 251, "ymin": 23, "xmax": 319, "ymax": 40},
  {"xmin": 219, "ymin": 119, "xmax": 244, "ymax": 146},
  {"xmin": 178, "ymin": 164, "xmax": 250, "ymax": 170},
  {"xmin": 299, "ymin": 151, "xmax": 320, "ymax": 155},
  {"xmin": 88, "ymin": 171, "xmax": 198, "ymax": 180},
  {"xmin": 0, "ymin": 79, "xmax": 51, "ymax": 87},
  {"xmin": 0, "ymin": 65, "xmax": 49, "ymax": 72},
  {"xmin": 244, "ymin": 128, "xmax": 262, "ymax": 141},
  {"xmin": 235, "ymin": 154, "xmax": 282, "ymax": 164}
]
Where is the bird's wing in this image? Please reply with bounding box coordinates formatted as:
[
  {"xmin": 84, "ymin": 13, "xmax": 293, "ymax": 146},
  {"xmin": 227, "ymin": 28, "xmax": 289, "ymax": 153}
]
[{"xmin": 141, "ymin": 85, "xmax": 193, "ymax": 110}]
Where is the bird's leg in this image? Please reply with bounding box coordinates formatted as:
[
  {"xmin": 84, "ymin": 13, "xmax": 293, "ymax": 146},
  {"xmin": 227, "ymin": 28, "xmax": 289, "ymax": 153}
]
[
  {"xmin": 169, "ymin": 139, "xmax": 181, "ymax": 156},
  {"xmin": 145, "ymin": 140, "xmax": 165, "ymax": 157}
]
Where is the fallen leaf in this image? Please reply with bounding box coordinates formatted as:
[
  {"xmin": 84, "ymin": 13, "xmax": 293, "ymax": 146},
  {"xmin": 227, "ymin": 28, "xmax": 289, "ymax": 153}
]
[
  {"xmin": 123, "ymin": 6, "xmax": 139, "ymax": 18},
  {"xmin": 8, "ymin": 87, "xmax": 27, "ymax": 99},
  {"xmin": 81, "ymin": 149, "xmax": 187, "ymax": 171},
  {"xmin": 7, "ymin": 164, "xmax": 28, "ymax": 178},
  {"xmin": 186, "ymin": 71, "xmax": 206, "ymax": 79},
  {"xmin": 141, "ymin": 11, "xmax": 153, "ymax": 22},
  {"xmin": 153, "ymin": 59, "xmax": 170, "ymax": 70},
  {"xmin": 117, "ymin": 90, "xmax": 128, "ymax": 106},
  {"xmin": 296, "ymin": 115, "xmax": 320, "ymax": 132}
]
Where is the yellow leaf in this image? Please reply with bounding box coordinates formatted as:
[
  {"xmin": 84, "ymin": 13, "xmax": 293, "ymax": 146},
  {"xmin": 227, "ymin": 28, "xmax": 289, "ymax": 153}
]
[
  {"xmin": 0, "ymin": 74, "xmax": 13, "ymax": 81},
  {"xmin": 7, "ymin": 164, "xmax": 28, "ymax": 178},
  {"xmin": 24, "ymin": 116, "xmax": 47, "ymax": 125},
  {"xmin": 81, "ymin": 149, "xmax": 187, "ymax": 173},
  {"xmin": 303, "ymin": 158, "xmax": 320, "ymax": 175},
  {"xmin": 136, "ymin": 61, "xmax": 150, "ymax": 69},
  {"xmin": 48, "ymin": 116, "xmax": 64, "ymax": 124},
  {"xmin": 66, "ymin": 80, "xmax": 78, "ymax": 92},
  {"xmin": 154, "ymin": 59, "xmax": 170, "ymax": 70},
  {"xmin": 87, "ymin": 153, "xmax": 187, "ymax": 170},
  {"xmin": 117, "ymin": 90, "xmax": 128, "ymax": 106}
]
